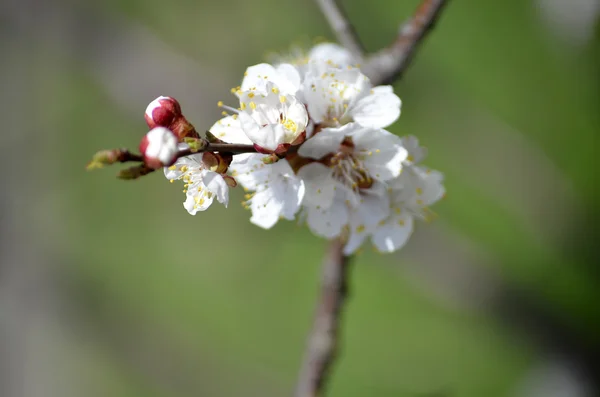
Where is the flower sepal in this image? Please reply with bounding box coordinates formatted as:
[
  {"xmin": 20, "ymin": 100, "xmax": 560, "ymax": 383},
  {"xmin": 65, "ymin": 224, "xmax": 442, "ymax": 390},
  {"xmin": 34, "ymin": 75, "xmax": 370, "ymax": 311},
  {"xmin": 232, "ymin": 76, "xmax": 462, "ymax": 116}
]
[{"xmin": 201, "ymin": 151, "xmax": 229, "ymax": 174}]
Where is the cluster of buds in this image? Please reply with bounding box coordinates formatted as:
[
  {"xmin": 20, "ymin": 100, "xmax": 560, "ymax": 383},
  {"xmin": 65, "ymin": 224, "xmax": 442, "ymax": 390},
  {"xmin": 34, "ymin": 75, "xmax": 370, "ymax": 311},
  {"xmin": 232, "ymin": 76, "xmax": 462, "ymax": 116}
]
[{"xmin": 144, "ymin": 96, "xmax": 199, "ymax": 140}]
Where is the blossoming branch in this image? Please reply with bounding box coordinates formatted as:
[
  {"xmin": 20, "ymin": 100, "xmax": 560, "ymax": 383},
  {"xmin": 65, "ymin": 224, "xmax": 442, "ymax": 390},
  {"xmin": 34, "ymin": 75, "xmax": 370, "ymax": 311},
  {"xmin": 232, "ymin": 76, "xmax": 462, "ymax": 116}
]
[
  {"xmin": 87, "ymin": 0, "xmax": 449, "ymax": 395},
  {"xmin": 88, "ymin": 43, "xmax": 445, "ymax": 255}
]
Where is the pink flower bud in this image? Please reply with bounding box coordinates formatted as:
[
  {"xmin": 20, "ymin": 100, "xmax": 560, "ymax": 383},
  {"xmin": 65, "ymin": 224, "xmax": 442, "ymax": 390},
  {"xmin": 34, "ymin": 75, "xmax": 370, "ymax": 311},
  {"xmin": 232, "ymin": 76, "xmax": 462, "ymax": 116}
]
[
  {"xmin": 139, "ymin": 127, "xmax": 178, "ymax": 169},
  {"xmin": 144, "ymin": 96, "xmax": 182, "ymax": 129}
]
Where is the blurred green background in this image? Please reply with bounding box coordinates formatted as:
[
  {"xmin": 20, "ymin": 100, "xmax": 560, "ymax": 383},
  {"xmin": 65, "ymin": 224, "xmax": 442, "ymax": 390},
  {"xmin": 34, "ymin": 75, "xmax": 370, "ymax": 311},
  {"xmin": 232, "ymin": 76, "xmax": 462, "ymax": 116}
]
[{"xmin": 1, "ymin": 0, "xmax": 599, "ymax": 396}]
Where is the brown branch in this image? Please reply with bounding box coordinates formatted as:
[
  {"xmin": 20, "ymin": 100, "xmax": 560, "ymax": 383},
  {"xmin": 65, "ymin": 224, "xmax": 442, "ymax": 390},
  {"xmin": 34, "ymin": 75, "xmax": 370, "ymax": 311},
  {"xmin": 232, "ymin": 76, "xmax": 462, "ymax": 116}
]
[
  {"xmin": 363, "ymin": 0, "xmax": 449, "ymax": 85},
  {"xmin": 295, "ymin": 239, "xmax": 352, "ymax": 397},
  {"xmin": 314, "ymin": 0, "xmax": 365, "ymax": 59},
  {"xmin": 87, "ymin": 140, "xmax": 257, "ymax": 170},
  {"xmin": 295, "ymin": 1, "xmax": 450, "ymax": 395}
]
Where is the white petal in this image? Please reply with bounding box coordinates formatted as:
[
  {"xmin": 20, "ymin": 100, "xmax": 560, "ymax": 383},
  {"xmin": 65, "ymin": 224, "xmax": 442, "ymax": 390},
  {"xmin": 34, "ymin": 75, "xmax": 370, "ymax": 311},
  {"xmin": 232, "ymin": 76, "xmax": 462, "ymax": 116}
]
[
  {"xmin": 163, "ymin": 154, "xmax": 202, "ymax": 180},
  {"xmin": 351, "ymin": 89, "xmax": 401, "ymax": 128},
  {"xmin": 280, "ymin": 179, "xmax": 305, "ymax": 220},
  {"xmin": 183, "ymin": 191, "xmax": 215, "ymax": 215},
  {"xmin": 230, "ymin": 153, "xmax": 270, "ymax": 190},
  {"xmin": 249, "ymin": 189, "xmax": 283, "ymax": 229},
  {"xmin": 297, "ymin": 162, "xmax": 336, "ymax": 207},
  {"xmin": 202, "ymin": 171, "xmax": 229, "ymax": 207},
  {"xmin": 306, "ymin": 201, "xmax": 348, "ymax": 239},
  {"xmin": 275, "ymin": 64, "xmax": 301, "ymax": 94},
  {"xmin": 285, "ymin": 100, "xmax": 309, "ymax": 135},
  {"xmin": 371, "ymin": 215, "xmax": 414, "ymax": 253},
  {"xmin": 209, "ymin": 116, "xmax": 251, "ymax": 144},
  {"xmin": 350, "ymin": 193, "xmax": 390, "ymax": 229},
  {"xmin": 241, "ymin": 64, "xmax": 278, "ymax": 94},
  {"xmin": 239, "ymin": 115, "xmax": 285, "ymax": 150},
  {"xmin": 297, "ymin": 127, "xmax": 346, "ymax": 159},
  {"xmin": 343, "ymin": 231, "xmax": 368, "ymax": 255},
  {"xmin": 308, "ymin": 43, "xmax": 357, "ymax": 67},
  {"xmin": 353, "ymin": 128, "xmax": 407, "ymax": 181},
  {"xmin": 363, "ymin": 144, "xmax": 407, "ymax": 181},
  {"xmin": 400, "ymin": 135, "xmax": 427, "ymax": 164},
  {"xmin": 302, "ymin": 66, "xmax": 368, "ymax": 123},
  {"xmin": 241, "ymin": 63, "xmax": 300, "ymax": 96}
]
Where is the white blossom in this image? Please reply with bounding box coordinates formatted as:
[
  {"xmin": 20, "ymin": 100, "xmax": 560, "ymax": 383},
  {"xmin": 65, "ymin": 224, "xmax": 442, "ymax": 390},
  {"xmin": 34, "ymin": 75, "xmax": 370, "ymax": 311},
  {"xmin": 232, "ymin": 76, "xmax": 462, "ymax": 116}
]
[
  {"xmin": 218, "ymin": 82, "xmax": 308, "ymax": 151},
  {"xmin": 298, "ymin": 123, "xmax": 407, "ymax": 206},
  {"xmin": 301, "ymin": 65, "xmax": 401, "ymax": 129},
  {"xmin": 164, "ymin": 152, "xmax": 229, "ymax": 215},
  {"xmin": 234, "ymin": 155, "xmax": 305, "ymax": 229},
  {"xmin": 370, "ymin": 166, "xmax": 445, "ymax": 253},
  {"xmin": 210, "ymin": 115, "xmax": 305, "ymax": 229},
  {"xmin": 359, "ymin": 136, "xmax": 445, "ymax": 253}
]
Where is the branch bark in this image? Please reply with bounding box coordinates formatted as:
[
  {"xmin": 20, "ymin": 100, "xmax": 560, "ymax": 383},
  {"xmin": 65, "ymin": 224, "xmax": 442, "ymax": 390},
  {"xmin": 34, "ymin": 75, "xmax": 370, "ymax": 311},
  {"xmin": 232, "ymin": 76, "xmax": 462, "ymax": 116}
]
[
  {"xmin": 363, "ymin": 0, "xmax": 449, "ymax": 85},
  {"xmin": 314, "ymin": 0, "xmax": 365, "ymax": 60},
  {"xmin": 295, "ymin": 239, "xmax": 352, "ymax": 397}
]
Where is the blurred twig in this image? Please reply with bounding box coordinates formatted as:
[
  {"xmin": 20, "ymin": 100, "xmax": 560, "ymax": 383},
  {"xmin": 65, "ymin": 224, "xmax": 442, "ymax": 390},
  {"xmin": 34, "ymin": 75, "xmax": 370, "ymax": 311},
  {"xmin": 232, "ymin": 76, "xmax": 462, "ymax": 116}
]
[
  {"xmin": 295, "ymin": 239, "xmax": 352, "ymax": 397},
  {"xmin": 296, "ymin": 1, "xmax": 450, "ymax": 395},
  {"xmin": 363, "ymin": 0, "xmax": 449, "ymax": 85},
  {"xmin": 314, "ymin": 0, "xmax": 365, "ymax": 59}
]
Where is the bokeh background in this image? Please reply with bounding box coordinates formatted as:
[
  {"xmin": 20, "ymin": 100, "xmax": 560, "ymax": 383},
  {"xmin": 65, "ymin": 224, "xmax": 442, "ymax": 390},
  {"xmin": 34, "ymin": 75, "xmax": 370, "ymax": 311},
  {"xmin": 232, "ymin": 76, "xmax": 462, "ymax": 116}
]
[{"xmin": 1, "ymin": 0, "xmax": 599, "ymax": 396}]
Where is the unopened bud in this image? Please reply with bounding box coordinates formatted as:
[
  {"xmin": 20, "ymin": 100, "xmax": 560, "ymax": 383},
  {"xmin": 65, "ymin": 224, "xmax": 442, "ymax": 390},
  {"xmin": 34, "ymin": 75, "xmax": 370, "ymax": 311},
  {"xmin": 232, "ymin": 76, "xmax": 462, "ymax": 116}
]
[
  {"xmin": 144, "ymin": 96, "xmax": 199, "ymax": 140},
  {"xmin": 139, "ymin": 127, "xmax": 178, "ymax": 169},
  {"xmin": 144, "ymin": 96, "xmax": 181, "ymax": 129}
]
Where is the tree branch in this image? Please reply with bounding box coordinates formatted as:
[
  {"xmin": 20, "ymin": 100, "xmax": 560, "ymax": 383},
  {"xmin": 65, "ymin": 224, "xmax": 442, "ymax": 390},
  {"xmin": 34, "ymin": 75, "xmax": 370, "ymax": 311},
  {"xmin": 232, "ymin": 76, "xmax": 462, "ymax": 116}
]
[
  {"xmin": 86, "ymin": 140, "xmax": 258, "ymax": 171},
  {"xmin": 314, "ymin": 0, "xmax": 365, "ymax": 60},
  {"xmin": 363, "ymin": 0, "xmax": 449, "ymax": 85},
  {"xmin": 296, "ymin": 0, "xmax": 450, "ymax": 395},
  {"xmin": 295, "ymin": 239, "xmax": 352, "ymax": 397}
]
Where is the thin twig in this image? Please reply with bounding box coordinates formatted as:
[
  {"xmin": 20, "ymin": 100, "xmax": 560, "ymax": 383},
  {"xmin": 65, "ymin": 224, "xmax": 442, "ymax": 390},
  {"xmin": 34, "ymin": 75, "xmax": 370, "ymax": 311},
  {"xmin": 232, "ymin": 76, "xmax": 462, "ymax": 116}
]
[
  {"xmin": 314, "ymin": 0, "xmax": 365, "ymax": 60},
  {"xmin": 295, "ymin": 239, "xmax": 352, "ymax": 397},
  {"xmin": 363, "ymin": 0, "xmax": 449, "ymax": 85},
  {"xmin": 178, "ymin": 142, "xmax": 258, "ymax": 157}
]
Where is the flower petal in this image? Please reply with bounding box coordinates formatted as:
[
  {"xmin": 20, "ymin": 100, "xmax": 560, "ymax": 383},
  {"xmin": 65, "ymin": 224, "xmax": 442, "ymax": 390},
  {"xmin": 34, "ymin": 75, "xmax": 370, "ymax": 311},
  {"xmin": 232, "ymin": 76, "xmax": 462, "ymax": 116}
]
[
  {"xmin": 343, "ymin": 231, "xmax": 368, "ymax": 255},
  {"xmin": 241, "ymin": 63, "xmax": 278, "ymax": 94},
  {"xmin": 371, "ymin": 214, "xmax": 414, "ymax": 253},
  {"xmin": 239, "ymin": 114, "xmax": 286, "ymax": 150},
  {"xmin": 202, "ymin": 171, "xmax": 229, "ymax": 207},
  {"xmin": 308, "ymin": 43, "xmax": 357, "ymax": 68},
  {"xmin": 209, "ymin": 116, "xmax": 251, "ymax": 144},
  {"xmin": 305, "ymin": 200, "xmax": 348, "ymax": 239},
  {"xmin": 400, "ymin": 135, "xmax": 427, "ymax": 164},
  {"xmin": 297, "ymin": 162, "xmax": 336, "ymax": 207},
  {"xmin": 297, "ymin": 127, "xmax": 346, "ymax": 159},
  {"xmin": 241, "ymin": 63, "xmax": 300, "ymax": 96},
  {"xmin": 249, "ymin": 189, "xmax": 283, "ymax": 229},
  {"xmin": 183, "ymin": 190, "xmax": 215, "ymax": 215},
  {"xmin": 275, "ymin": 63, "xmax": 301, "ymax": 94},
  {"xmin": 351, "ymin": 127, "xmax": 407, "ymax": 181},
  {"xmin": 351, "ymin": 88, "xmax": 401, "ymax": 128}
]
